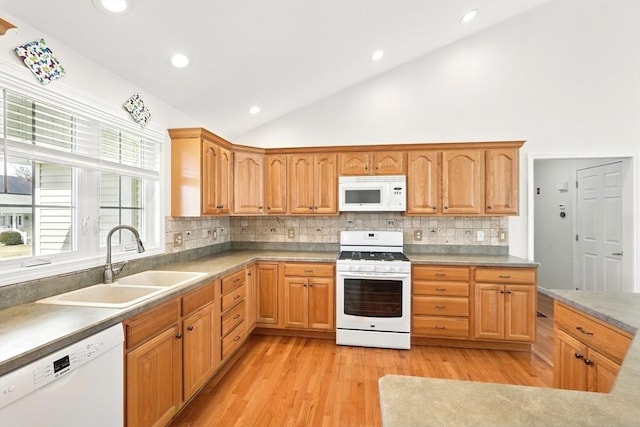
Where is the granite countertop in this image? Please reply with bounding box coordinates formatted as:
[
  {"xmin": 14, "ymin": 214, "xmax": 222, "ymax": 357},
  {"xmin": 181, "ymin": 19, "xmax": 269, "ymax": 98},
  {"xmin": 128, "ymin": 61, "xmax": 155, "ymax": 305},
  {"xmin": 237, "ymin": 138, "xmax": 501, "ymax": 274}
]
[
  {"xmin": 379, "ymin": 289, "xmax": 640, "ymax": 427},
  {"xmin": 0, "ymin": 249, "xmax": 536, "ymax": 376}
]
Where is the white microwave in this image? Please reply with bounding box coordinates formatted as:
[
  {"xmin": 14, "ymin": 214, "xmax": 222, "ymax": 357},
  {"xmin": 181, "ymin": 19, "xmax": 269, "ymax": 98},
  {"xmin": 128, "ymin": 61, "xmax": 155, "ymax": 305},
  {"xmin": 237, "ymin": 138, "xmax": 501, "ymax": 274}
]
[{"xmin": 338, "ymin": 175, "xmax": 406, "ymax": 212}]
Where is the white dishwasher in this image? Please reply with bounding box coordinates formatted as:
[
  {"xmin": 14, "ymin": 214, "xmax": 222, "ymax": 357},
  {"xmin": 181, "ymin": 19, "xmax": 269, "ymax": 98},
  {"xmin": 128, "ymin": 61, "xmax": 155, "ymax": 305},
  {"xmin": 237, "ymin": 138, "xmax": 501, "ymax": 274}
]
[{"xmin": 0, "ymin": 323, "xmax": 124, "ymax": 427}]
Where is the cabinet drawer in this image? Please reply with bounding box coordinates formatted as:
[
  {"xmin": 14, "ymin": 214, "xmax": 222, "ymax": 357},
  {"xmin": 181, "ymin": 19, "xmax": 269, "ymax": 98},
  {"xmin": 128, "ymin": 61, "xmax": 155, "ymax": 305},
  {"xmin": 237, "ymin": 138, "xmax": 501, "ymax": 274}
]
[
  {"xmin": 413, "ymin": 296, "xmax": 469, "ymax": 317},
  {"xmin": 413, "ymin": 316, "xmax": 469, "ymax": 338},
  {"xmin": 475, "ymin": 268, "xmax": 536, "ymax": 284},
  {"xmin": 182, "ymin": 280, "xmax": 215, "ymax": 316},
  {"xmin": 222, "ymin": 300, "xmax": 246, "ymax": 337},
  {"xmin": 221, "ymin": 269, "xmax": 246, "ymax": 294},
  {"xmin": 413, "ymin": 281, "xmax": 469, "ymax": 297},
  {"xmin": 283, "ymin": 263, "xmax": 334, "ymax": 277},
  {"xmin": 412, "ymin": 265, "xmax": 469, "ymax": 281},
  {"xmin": 555, "ymin": 302, "xmax": 632, "ymax": 363},
  {"xmin": 221, "ymin": 283, "xmax": 246, "ymax": 313},
  {"xmin": 125, "ymin": 298, "xmax": 180, "ymax": 349},
  {"xmin": 222, "ymin": 321, "xmax": 246, "ymax": 360}
]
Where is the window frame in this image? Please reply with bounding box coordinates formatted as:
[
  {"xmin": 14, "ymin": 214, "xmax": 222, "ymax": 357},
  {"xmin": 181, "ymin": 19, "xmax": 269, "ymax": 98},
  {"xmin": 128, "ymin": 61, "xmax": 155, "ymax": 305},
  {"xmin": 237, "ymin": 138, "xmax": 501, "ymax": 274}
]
[{"xmin": 0, "ymin": 73, "xmax": 165, "ymax": 287}]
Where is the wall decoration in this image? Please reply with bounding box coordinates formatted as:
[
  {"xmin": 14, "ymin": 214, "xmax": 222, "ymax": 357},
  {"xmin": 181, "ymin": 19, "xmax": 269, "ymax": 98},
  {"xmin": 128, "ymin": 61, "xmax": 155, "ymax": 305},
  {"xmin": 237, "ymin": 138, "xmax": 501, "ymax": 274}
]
[
  {"xmin": 123, "ymin": 93, "xmax": 152, "ymax": 127},
  {"xmin": 14, "ymin": 39, "xmax": 65, "ymax": 84}
]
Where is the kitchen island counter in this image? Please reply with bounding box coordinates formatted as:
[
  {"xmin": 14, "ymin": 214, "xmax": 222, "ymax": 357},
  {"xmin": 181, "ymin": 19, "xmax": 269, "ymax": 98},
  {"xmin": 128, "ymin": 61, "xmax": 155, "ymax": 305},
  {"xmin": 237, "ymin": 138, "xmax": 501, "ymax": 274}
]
[{"xmin": 380, "ymin": 290, "xmax": 640, "ymax": 426}]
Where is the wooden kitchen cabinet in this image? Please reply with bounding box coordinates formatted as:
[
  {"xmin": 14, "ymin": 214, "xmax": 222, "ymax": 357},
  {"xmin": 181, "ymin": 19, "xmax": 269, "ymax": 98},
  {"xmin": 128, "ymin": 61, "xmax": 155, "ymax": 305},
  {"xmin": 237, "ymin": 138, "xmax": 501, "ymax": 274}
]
[
  {"xmin": 283, "ymin": 263, "xmax": 334, "ymax": 331},
  {"xmin": 233, "ymin": 150, "xmax": 264, "ymax": 214},
  {"xmin": 256, "ymin": 262, "xmax": 279, "ymax": 326},
  {"xmin": 169, "ymin": 128, "xmax": 232, "ymax": 216},
  {"xmin": 264, "ymin": 154, "xmax": 288, "ymax": 214},
  {"xmin": 125, "ymin": 299, "xmax": 182, "ymax": 427},
  {"xmin": 339, "ymin": 151, "xmax": 404, "ymax": 176},
  {"xmin": 412, "ymin": 265, "xmax": 470, "ymax": 339},
  {"xmin": 553, "ymin": 301, "xmax": 632, "ymax": 393},
  {"xmin": 220, "ymin": 269, "xmax": 247, "ymax": 361},
  {"xmin": 246, "ymin": 263, "xmax": 258, "ymax": 332},
  {"xmin": 288, "ymin": 153, "xmax": 337, "ymax": 215},
  {"xmin": 473, "ymin": 268, "xmax": 537, "ymax": 342},
  {"xmin": 442, "ymin": 149, "xmax": 484, "ymax": 215},
  {"xmin": 406, "ymin": 151, "xmax": 439, "ymax": 214},
  {"xmin": 181, "ymin": 281, "xmax": 218, "ymax": 401},
  {"xmin": 485, "ymin": 148, "xmax": 519, "ymax": 215}
]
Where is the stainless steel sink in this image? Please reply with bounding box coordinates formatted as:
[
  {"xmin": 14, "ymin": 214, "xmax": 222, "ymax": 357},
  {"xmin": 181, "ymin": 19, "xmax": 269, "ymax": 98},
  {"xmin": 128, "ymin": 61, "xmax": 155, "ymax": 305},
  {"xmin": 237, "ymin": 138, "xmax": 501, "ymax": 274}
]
[
  {"xmin": 116, "ymin": 270, "xmax": 207, "ymax": 288},
  {"xmin": 37, "ymin": 284, "xmax": 165, "ymax": 309}
]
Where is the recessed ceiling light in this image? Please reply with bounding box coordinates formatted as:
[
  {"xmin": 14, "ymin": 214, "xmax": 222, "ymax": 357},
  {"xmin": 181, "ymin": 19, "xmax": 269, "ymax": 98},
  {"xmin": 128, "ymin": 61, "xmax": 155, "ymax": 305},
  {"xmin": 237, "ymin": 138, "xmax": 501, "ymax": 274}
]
[
  {"xmin": 248, "ymin": 106, "xmax": 261, "ymax": 115},
  {"xmin": 461, "ymin": 9, "xmax": 478, "ymax": 23},
  {"xmin": 171, "ymin": 54, "xmax": 189, "ymax": 68},
  {"xmin": 93, "ymin": 0, "xmax": 131, "ymax": 15},
  {"xmin": 371, "ymin": 50, "xmax": 384, "ymax": 61}
]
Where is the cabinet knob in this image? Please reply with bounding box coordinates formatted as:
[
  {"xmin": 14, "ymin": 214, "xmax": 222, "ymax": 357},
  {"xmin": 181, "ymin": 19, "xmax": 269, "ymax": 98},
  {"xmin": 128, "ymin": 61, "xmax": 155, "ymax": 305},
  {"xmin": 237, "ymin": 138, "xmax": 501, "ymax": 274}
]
[
  {"xmin": 187, "ymin": 325, "xmax": 194, "ymax": 331},
  {"xmin": 574, "ymin": 352, "xmax": 584, "ymax": 359},
  {"xmin": 233, "ymin": 314, "xmax": 240, "ymax": 320},
  {"xmin": 444, "ymin": 206, "xmax": 448, "ymax": 210},
  {"xmin": 259, "ymin": 206, "xmax": 263, "ymax": 210},
  {"xmin": 500, "ymin": 290, "xmax": 505, "ymax": 294},
  {"xmin": 267, "ymin": 206, "xmax": 271, "ymax": 210},
  {"xmin": 487, "ymin": 206, "xmax": 492, "ymax": 210},
  {"xmin": 233, "ymin": 336, "xmax": 241, "ymax": 342},
  {"xmin": 309, "ymin": 206, "xmax": 314, "ymax": 210},
  {"xmin": 176, "ymin": 333, "xmax": 183, "ymax": 339},
  {"xmin": 233, "ymin": 294, "xmax": 241, "ymax": 300},
  {"xmin": 432, "ymin": 206, "xmax": 437, "ymax": 210},
  {"xmin": 584, "ymin": 359, "xmax": 594, "ymax": 366}
]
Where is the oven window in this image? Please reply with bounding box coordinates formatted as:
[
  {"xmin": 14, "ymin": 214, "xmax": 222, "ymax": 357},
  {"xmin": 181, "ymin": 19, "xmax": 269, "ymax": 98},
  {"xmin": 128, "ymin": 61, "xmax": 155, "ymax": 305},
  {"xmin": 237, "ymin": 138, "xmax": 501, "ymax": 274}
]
[
  {"xmin": 343, "ymin": 278, "xmax": 402, "ymax": 318},
  {"xmin": 344, "ymin": 189, "xmax": 381, "ymax": 204}
]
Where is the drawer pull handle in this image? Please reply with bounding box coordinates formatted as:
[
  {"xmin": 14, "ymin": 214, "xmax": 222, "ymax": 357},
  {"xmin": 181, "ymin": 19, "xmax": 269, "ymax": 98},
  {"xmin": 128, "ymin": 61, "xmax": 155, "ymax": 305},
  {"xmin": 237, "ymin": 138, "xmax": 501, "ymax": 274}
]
[
  {"xmin": 435, "ymin": 287, "xmax": 446, "ymax": 291},
  {"xmin": 584, "ymin": 359, "xmax": 594, "ymax": 366},
  {"xmin": 187, "ymin": 325, "xmax": 194, "ymax": 331},
  {"xmin": 435, "ymin": 326, "xmax": 446, "ymax": 330},
  {"xmin": 499, "ymin": 275, "xmax": 511, "ymax": 278},
  {"xmin": 304, "ymin": 269, "xmax": 314, "ymax": 273},
  {"xmin": 574, "ymin": 352, "xmax": 583, "ymax": 359},
  {"xmin": 233, "ymin": 294, "xmax": 241, "ymax": 300},
  {"xmin": 234, "ymin": 336, "xmax": 241, "ymax": 342},
  {"xmin": 233, "ymin": 314, "xmax": 240, "ymax": 320},
  {"xmin": 576, "ymin": 326, "xmax": 594, "ymax": 336},
  {"xmin": 435, "ymin": 305, "xmax": 446, "ymax": 309},
  {"xmin": 234, "ymin": 278, "xmax": 241, "ymax": 283},
  {"xmin": 435, "ymin": 273, "xmax": 446, "ymax": 277}
]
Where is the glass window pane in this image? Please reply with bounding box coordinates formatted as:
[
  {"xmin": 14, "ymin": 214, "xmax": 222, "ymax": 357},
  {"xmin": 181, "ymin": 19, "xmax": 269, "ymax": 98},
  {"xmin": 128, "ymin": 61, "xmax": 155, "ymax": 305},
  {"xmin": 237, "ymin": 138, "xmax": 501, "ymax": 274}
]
[
  {"xmin": 35, "ymin": 163, "xmax": 72, "ymax": 206},
  {"xmin": 35, "ymin": 207, "xmax": 72, "ymax": 255},
  {"xmin": 121, "ymin": 176, "xmax": 142, "ymax": 208},
  {"xmin": 100, "ymin": 173, "xmax": 120, "ymax": 207},
  {"xmin": 0, "ymin": 206, "xmax": 31, "ymax": 259}
]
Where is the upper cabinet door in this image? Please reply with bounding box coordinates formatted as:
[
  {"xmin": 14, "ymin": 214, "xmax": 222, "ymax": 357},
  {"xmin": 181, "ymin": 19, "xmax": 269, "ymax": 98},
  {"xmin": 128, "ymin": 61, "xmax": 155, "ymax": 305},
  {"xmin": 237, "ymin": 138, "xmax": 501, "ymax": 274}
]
[
  {"xmin": 372, "ymin": 151, "xmax": 404, "ymax": 175},
  {"xmin": 264, "ymin": 155, "xmax": 288, "ymax": 215},
  {"xmin": 201, "ymin": 139, "xmax": 219, "ymax": 215},
  {"xmin": 339, "ymin": 152, "xmax": 369, "ymax": 175},
  {"xmin": 442, "ymin": 150, "xmax": 484, "ymax": 215},
  {"xmin": 288, "ymin": 154, "xmax": 315, "ymax": 214},
  {"xmin": 485, "ymin": 148, "xmax": 519, "ymax": 215},
  {"xmin": 407, "ymin": 151, "xmax": 438, "ymax": 214},
  {"xmin": 217, "ymin": 146, "xmax": 232, "ymax": 214},
  {"xmin": 314, "ymin": 153, "xmax": 337, "ymax": 214},
  {"xmin": 233, "ymin": 152, "xmax": 264, "ymax": 215}
]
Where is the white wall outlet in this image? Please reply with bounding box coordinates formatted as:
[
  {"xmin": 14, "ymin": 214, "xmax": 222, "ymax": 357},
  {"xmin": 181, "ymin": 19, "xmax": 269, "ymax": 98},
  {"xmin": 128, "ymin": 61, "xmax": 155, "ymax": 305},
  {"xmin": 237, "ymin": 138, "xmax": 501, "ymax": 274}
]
[
  {"xmin": 413, "ymin": 229, "xmax": 423, "ymax": 241},
  {"xmin": 498, "ymin": 229, "xmax": 507, "ymax": 242},
  {"xmin": 476, "ymin": 230, "xmax": 485, "ymax": 242},
  {"xmin": 173, "ymin": 232, "xmax": 183, "ymax": 247},
  {"xmin": 287, "ymin": 228, "xmax": 295, "ymax": 239},
  {"xmin": 212, "ymin": 229, "xmax": 217, "ymax": 240}
]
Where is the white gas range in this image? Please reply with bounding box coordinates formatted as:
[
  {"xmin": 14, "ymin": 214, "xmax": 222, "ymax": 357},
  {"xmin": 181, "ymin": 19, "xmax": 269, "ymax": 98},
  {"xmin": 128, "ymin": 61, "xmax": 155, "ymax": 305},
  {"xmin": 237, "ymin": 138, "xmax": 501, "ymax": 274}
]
[{"xmin": 335, "ymin": 231, "xmax": 411, "ymax": 350}]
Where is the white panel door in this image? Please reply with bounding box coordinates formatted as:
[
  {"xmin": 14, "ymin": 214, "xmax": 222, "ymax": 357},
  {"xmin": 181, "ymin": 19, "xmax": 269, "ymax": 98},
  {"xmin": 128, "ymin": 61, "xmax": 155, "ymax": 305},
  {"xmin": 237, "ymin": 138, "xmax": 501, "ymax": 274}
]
[{"xmin": 575, "ymin": 162, "xmax": 623, "ymax": 292}]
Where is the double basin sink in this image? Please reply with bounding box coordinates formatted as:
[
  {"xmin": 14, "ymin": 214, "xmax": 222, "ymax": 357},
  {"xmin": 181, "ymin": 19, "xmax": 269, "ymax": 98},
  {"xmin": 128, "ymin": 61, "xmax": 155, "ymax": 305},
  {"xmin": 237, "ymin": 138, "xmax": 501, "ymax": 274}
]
[{"xmin": 37, "ymin": 270, "xmax": 208, "ymax": 309}]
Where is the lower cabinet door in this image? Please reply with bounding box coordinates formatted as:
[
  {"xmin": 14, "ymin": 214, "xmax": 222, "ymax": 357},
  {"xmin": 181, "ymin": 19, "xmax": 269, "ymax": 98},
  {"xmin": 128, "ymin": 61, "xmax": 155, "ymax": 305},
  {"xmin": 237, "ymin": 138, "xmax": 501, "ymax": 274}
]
[
  {"xmin": 308, "ymin": 277, "xmax": 334, "ymax": 330},
  {"xmin": 587, "ymin": 348, "xmax": 621, "ymax": 393},
  {"xmin": 553, "ymin": 329, "xmax": 588, "ymax": 391},
  {"xmin": 183, "ymin": 304, "xmax": 217, "ymax": 401},
  {"xmin": 127, "ymin": 325, "xmax": 182, "ymax": 427}
]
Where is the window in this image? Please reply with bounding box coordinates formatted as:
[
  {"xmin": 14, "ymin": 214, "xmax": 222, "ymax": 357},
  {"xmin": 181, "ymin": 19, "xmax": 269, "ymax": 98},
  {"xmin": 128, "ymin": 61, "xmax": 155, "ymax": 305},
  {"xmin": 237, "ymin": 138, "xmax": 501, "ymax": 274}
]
[{"xmin": 0, "ymin": 86, "xmax": 162, "ymax": 285}]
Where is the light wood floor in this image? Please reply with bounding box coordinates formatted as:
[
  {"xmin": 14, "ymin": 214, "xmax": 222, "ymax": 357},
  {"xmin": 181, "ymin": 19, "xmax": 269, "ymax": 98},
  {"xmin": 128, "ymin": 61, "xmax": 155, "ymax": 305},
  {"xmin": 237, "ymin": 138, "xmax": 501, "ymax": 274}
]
[{"xmin": 171, "ymin": 294, "xmax": 554, "ymax": 427}]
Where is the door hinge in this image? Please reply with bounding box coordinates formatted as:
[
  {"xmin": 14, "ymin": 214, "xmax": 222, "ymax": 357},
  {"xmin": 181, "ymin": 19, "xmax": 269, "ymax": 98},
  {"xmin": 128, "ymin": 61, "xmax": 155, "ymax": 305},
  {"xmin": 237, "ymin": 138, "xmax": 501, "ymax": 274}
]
[
  {"xmin": 576, "ymin": 181, "xmax": 578, "ymax": 189},
  {"xmin": 575, "ymin": 234, "xmax": 579, "ymax": 242}
]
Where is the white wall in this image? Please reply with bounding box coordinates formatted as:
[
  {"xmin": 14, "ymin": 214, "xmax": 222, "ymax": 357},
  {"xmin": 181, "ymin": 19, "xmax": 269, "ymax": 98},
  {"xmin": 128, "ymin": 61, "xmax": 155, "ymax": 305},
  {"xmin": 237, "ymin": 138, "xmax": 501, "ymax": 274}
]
[{"xmin": 235, "ymin": 1, "xmax": 640, "ymax": 283}]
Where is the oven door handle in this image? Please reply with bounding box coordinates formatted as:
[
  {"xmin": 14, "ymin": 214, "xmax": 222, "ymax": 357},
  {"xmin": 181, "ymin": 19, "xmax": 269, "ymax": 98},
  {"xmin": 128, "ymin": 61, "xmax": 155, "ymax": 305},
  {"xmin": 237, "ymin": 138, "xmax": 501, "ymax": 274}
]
[{"xmin": 337, "ymin": 272, "xmax": 409, "ymax": 280}]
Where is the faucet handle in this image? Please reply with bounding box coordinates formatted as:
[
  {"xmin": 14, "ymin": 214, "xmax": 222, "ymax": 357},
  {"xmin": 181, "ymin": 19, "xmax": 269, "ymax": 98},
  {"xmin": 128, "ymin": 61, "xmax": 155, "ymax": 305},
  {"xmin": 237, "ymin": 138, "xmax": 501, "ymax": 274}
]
[{"xmin": 113, "ymin": 260, "xmax": 128, "ymax": 278}]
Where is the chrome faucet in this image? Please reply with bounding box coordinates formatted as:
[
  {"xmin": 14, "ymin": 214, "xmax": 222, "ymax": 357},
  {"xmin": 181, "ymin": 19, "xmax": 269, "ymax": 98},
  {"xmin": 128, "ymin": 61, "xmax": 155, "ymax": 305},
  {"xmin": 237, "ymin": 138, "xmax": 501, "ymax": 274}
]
[{"xmin": 104, "ymin": 225, "xmax": 145, "ymax": 284}]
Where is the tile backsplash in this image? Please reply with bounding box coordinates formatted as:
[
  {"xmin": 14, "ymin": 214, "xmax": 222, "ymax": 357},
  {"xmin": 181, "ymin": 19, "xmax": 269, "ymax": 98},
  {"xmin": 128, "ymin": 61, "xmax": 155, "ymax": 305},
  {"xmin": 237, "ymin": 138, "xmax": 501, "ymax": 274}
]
[{"xmin": 169, "ymin": 213, "xmax": 508, "ymax": 251}]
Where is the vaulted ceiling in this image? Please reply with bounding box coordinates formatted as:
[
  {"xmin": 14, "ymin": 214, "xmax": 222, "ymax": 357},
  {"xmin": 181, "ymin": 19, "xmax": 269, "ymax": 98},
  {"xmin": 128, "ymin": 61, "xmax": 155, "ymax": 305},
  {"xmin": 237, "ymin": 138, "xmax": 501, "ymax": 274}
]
[{"xmin": 2, "ymin": 0, "xmax": 547, "ymax": 139}]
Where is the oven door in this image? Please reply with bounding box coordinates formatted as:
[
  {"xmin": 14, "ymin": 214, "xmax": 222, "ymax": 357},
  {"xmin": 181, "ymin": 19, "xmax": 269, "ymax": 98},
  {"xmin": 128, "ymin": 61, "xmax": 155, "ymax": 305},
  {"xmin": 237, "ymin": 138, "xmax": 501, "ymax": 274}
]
[{"xmin": 336, "ymin": 272, "xmax": 410, "ymax": 333}]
